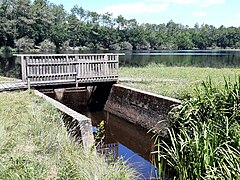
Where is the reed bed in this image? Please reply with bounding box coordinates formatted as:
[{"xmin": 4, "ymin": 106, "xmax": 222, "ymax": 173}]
[{"xmin": 154, "ymin": 77, "xmax": 240, "ymax": 179}]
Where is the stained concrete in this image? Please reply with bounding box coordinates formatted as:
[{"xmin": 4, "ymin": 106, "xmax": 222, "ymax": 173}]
[{"xmin": 104, "ymin": 84, "xmax": 181, "ymax": 135}]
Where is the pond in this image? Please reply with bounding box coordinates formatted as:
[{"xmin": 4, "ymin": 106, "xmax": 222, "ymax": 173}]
[{"xmin": 1, "ymin": 50, "xmax": 240, "ymax": 79}]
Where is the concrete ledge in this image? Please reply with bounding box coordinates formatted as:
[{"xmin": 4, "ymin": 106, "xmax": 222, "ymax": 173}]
[
  {"xmin": 105, "ymin": 84, "xmax": 181, "ymax": 134},
  {"xmin": 34, "ymin": 90, "xmax": 94, "ymax": 152}
]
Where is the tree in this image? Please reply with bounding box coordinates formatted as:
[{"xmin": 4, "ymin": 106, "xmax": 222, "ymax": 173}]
[
  {"xmin": 15, "ymin": 36, "xmax": 34, "ymax": 51},
  {"xmin": 176, "ymin": 32, "xmax": 194, "ymax": 50},
  {"xmin": 49, "ymin": 4, "xmax": 68, "ymax": 49},
  {"xmin": 30, "ymin": 0, "xmax": 53, "ymax": 45},
  {"xmin": 12, "ymin": 0, "xmax": 34, "ymax": 39}
]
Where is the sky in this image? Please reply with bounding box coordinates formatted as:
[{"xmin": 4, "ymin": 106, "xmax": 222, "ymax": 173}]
[{"xmin": 48, "ymin": 0, "xmax": 240, "ymax": 28}]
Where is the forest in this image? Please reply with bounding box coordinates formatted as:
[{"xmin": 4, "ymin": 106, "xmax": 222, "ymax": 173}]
[{"xmin": 1, "ymin": 0, "xmax": 240, "ymax": 52}]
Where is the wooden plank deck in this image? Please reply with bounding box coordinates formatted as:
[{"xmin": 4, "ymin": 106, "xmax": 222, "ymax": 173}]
[{"xmin": 0, "ymin": 82, "xmax": 27, "ymax": 92}]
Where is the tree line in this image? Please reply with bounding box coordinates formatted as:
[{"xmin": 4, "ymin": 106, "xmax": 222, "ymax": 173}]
[{"xmin": 1, "ymin": 0, "xmax": 240, "ymax": 52}]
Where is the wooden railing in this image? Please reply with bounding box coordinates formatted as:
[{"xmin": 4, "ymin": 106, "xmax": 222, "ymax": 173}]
[{"xmin": 16, "ymin": 54, "xmax": 123, "ymax": 88}]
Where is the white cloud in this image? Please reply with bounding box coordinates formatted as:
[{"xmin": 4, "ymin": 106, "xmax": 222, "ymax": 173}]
[
  {"xmin": 97, "ymin": 2, "xmax": 169, "ymax": 16},
  {"xmin": 191, "ymin": 11, "xmax": 208, "ymax": 17},
  {"xmin": 200, "ymin": 0, "xmax": 225, "ymax": 7}
]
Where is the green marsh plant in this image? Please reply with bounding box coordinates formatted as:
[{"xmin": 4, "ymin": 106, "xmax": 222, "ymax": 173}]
[{"xmin": 154, "ymin": 77, "xmax": 240, "ymax": 179}]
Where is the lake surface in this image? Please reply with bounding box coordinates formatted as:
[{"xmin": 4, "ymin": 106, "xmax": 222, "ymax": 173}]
[
  {"xmin": 1, "ymin": 50, "xmax": 240, "ymax": 79},
  {"xmin": 119, "ymin": 50, "xmax": 240, "ymax": 67}
]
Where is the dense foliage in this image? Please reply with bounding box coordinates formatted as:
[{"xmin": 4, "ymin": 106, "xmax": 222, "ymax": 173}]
[
  {"xmin": 155, "ymin": 78, "xmax": 240, "ymax": 179},
  {"xmin": 1, "ymin": 0, "xmax": 240, "ymax": 51}
]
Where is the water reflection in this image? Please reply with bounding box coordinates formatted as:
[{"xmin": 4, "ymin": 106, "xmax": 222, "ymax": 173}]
[
  {"xmin": 0, "ymin": 53, "xmax": 21, "ymax": 78},
  {"xmin": 83, "ymin": 110, "xmax": 157, "ymax": 179},
  {"xmin": 119, "ymin": 50, "xmax": 240, "ymax": 68}
]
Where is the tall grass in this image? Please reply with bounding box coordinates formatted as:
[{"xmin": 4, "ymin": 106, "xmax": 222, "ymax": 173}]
[
  {"xmin": 154, "ymin": 77, "xmax": 240, "ymax": 179},
  {"xmin": 0, "ymin": 91, "xmax": 137, "ymax": 179}
]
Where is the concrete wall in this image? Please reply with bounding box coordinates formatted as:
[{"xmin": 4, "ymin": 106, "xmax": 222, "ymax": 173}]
[
  {"xmin": 39, "ymin": 87, "xmax": 89, "ymax": 112},
  {"xmin": 105, "ymin": 84, "xmax": 181, "ymax": 134}
]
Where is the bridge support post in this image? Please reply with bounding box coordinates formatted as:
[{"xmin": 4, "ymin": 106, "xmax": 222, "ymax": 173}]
[{"xmin": 88, "ymin": 82, "xmax": 115, "ymax": 111}]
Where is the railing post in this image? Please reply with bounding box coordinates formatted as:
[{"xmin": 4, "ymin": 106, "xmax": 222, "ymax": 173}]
[
  {"xmin": 21, "ymin": 56, "xmax": 27, "ymax": 82},
  {"xmin": 116, "ymin": 55, "xmax": 119, "ymax": 78}
]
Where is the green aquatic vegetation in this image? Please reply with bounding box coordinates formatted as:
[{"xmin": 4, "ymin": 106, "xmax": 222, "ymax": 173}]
[{"xmin": 154, "ymin": 77, "xmax": 240, "ymax": 179}]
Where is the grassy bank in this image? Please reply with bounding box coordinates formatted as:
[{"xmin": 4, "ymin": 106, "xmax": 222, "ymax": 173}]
[
  {"xmin": 0, "ymin": 76, "xmax": 15, "ymax": 83},
  {"xmin": 0, "ymin": 91, "xmax": 136, "ymax": 179},
  {"xmin": 120, "ymin": 64, "xmax": 240, "ymax": 99}
]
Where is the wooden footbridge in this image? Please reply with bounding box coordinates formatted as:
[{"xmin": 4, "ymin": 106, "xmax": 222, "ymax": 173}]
[
  {"xmin": 20, "ymin": 53, "xmax": 121, "ymax": 88},
  {"xmin": 0, "ymin": 53, "xmax": 122, "ymax": 91}
]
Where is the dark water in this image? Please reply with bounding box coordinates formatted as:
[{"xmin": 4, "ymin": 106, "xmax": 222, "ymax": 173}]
[
  {"xmin": 1, "ymin": 50, "xmax": 240, "ymax": 79},
  {"xmin": 83, "ymin": 111, "xmax": 156, "ymax": 179},
  {"xmin": 0, "ymin": 53, "xmax": 21, "ymax": 79}
]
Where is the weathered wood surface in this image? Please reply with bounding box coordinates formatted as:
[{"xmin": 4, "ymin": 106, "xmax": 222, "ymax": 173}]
[
  {"xmin": 34, "ymin": 90, "xmax": 95, "ymax": 152},
  {"xmin": 15, "ymin": 54, "xmax": 122, "ymax": 88},
  {"xmin": 0, "ymin": 82, "xmax": 27, "ymax": 92}
]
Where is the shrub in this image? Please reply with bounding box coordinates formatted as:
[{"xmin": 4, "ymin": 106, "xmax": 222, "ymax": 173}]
[
  {"xmin": 109, "ymin": 43, "xmax": 121, "ymax": 51},
  {"xmin": 15, "ymin": 37, "xmax": 34, "ymax": 52},
  {"xmin": 120, "ymin": 41, "xmax": 133, "ymax": 50},
  {"xmin": 60, "ymin": 40, "xmax": 71, "ymax": 51},
  {"xmin": 0, "ymin": 46, "xmax": 13, "ymax": 53},
  {"xmin": 109, "ymin": 42, "xmax": 133, "ymax": 51},
  {"xmin": 40, "ymin": 39, "xmax": 56, "ymax": 52}
]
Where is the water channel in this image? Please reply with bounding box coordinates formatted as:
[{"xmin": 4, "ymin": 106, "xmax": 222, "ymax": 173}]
[
  {"xmin": 1, "ymin": 50, "xmax": 240, "ymax": 179},
  {"xmin": 43, "ymin": 88, "xmax": 157, "ymax": 179}
]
